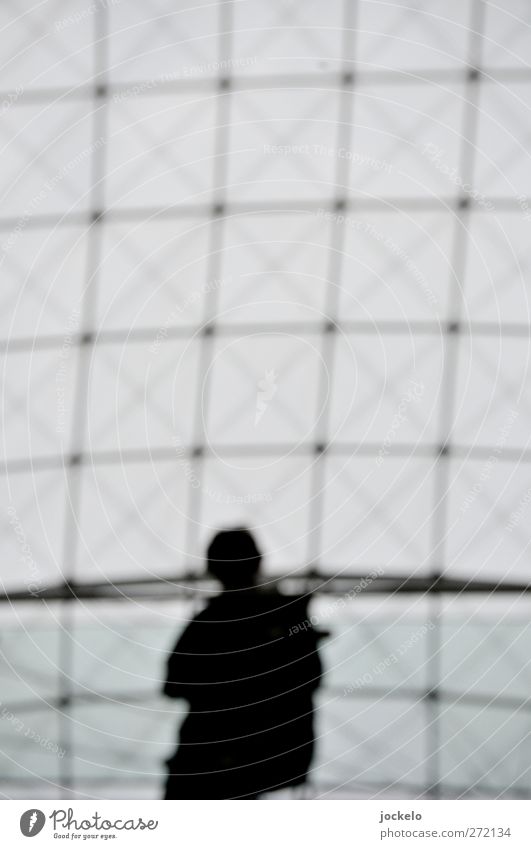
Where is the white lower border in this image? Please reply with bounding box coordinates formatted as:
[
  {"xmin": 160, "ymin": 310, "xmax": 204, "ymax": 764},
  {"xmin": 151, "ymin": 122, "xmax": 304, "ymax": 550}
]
[{"xmin": 2, "ymin": 800, "xmax": 531, "ymax": 848}]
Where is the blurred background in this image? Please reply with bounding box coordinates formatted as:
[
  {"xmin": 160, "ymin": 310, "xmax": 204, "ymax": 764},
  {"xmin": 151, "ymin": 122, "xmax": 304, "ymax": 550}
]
[{"xmin": 1, "ymin": 0, "xmax": 531, "ymax": 799}]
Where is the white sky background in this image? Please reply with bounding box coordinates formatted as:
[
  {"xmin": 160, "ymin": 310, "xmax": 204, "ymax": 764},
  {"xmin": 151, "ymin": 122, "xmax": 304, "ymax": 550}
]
[{"xmin": 0, "ymin": 0, "xmax": 531, "ymax": 799}]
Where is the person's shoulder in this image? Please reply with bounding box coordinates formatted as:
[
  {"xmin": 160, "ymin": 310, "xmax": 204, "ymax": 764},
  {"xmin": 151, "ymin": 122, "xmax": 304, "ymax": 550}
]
[
  {"xmin": 193, "ymin": 589, "xmax": 312, "ymax": 625},
  {"xmin": 251, "ymin": 591, "xmax": 312, "ymax": 628},
  {"xmin": 192, "ymin": 596, "xmax": 224, "ymax": 622}
]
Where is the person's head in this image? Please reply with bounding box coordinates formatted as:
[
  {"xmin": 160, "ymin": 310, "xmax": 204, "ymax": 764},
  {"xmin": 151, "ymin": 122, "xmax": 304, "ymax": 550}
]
[{"xmin": 207, "ymin": 527, "xmax": 261, "ymax": 589}]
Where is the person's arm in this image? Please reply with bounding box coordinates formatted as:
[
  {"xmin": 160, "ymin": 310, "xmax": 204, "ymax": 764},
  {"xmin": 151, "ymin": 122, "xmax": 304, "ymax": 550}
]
[
  {"xmin": 285, "ymin": 596, "xmax": 324, "ymax": 692},
  {"xmin": 163, "ymin": 622, "xmax": 202, "ymax": 700},
  {"xmin": 294, "ymin": 628, "xmax": 323, "ymax": 692}
]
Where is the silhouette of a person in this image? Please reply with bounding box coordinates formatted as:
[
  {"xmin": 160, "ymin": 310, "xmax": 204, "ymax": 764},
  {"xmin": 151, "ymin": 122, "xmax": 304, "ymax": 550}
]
[{"xmin": 163, "ymin": 528, "xmax": 322, "ymax": 799}]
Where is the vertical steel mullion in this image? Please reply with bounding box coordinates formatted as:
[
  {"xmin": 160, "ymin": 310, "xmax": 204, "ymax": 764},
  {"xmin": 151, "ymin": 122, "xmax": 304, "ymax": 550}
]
[
  {"xmin": 305, "ymin": 0, "xmax": 360, "ymax": 575},
  {"xmin": 58, "ymin": 2, "xmax": 109, "ymax": 797},
  {"xmin": 426, "ymin": 0, "xmax": 486, "ymax": 800},
  {"xmin": 184, "ymin": 0, "xmax": 235, "ymax": 565}
]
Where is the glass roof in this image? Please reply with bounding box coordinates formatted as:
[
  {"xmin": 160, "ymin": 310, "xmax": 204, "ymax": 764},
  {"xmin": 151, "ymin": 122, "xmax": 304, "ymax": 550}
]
[{"xmin": 1, "ymin": 0, "xmax": 530, "ymax": 799}]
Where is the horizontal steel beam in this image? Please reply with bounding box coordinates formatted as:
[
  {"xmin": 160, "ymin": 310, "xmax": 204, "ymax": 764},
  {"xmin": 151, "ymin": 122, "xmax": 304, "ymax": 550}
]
[
  {"xmin": 2, "ymin": 319, "xmax": 531, "ymax": 357},
  {"xmin": 2, "ymin": 684, "xmax": 530, "ymax": 717},
  {"xmin": 1, "ymin": 572, "xmax": 530, "ymax": 602},
  {"xmin": 2, "ymin": 440, "xmax": 531, "ymax": 476},
  {"xmin": 0, "ymin": 195, "xmax": 525, "ymax": 236},
  {"xmin": 1, "ymin": 65, "xmax": 531, "ymax": 107}
]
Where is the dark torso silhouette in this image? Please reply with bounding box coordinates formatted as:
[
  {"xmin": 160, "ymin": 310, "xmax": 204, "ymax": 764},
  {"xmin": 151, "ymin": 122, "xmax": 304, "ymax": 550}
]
[{"xmin": 163, "ymin": 589, "xmax": 322, "ymax": 799}]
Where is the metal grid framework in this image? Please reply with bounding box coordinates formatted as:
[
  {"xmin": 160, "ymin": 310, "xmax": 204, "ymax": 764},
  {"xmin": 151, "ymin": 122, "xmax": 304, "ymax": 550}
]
[{"xmin": 1, "ymin": 0, "xmax": 531, "ymax": 799}]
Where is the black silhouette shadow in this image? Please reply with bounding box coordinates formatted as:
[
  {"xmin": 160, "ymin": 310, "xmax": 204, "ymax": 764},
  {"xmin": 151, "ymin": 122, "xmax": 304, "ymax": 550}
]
[{"xmin": 163, "ymin": 528, "xmax": 322, "ymax": 799}]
